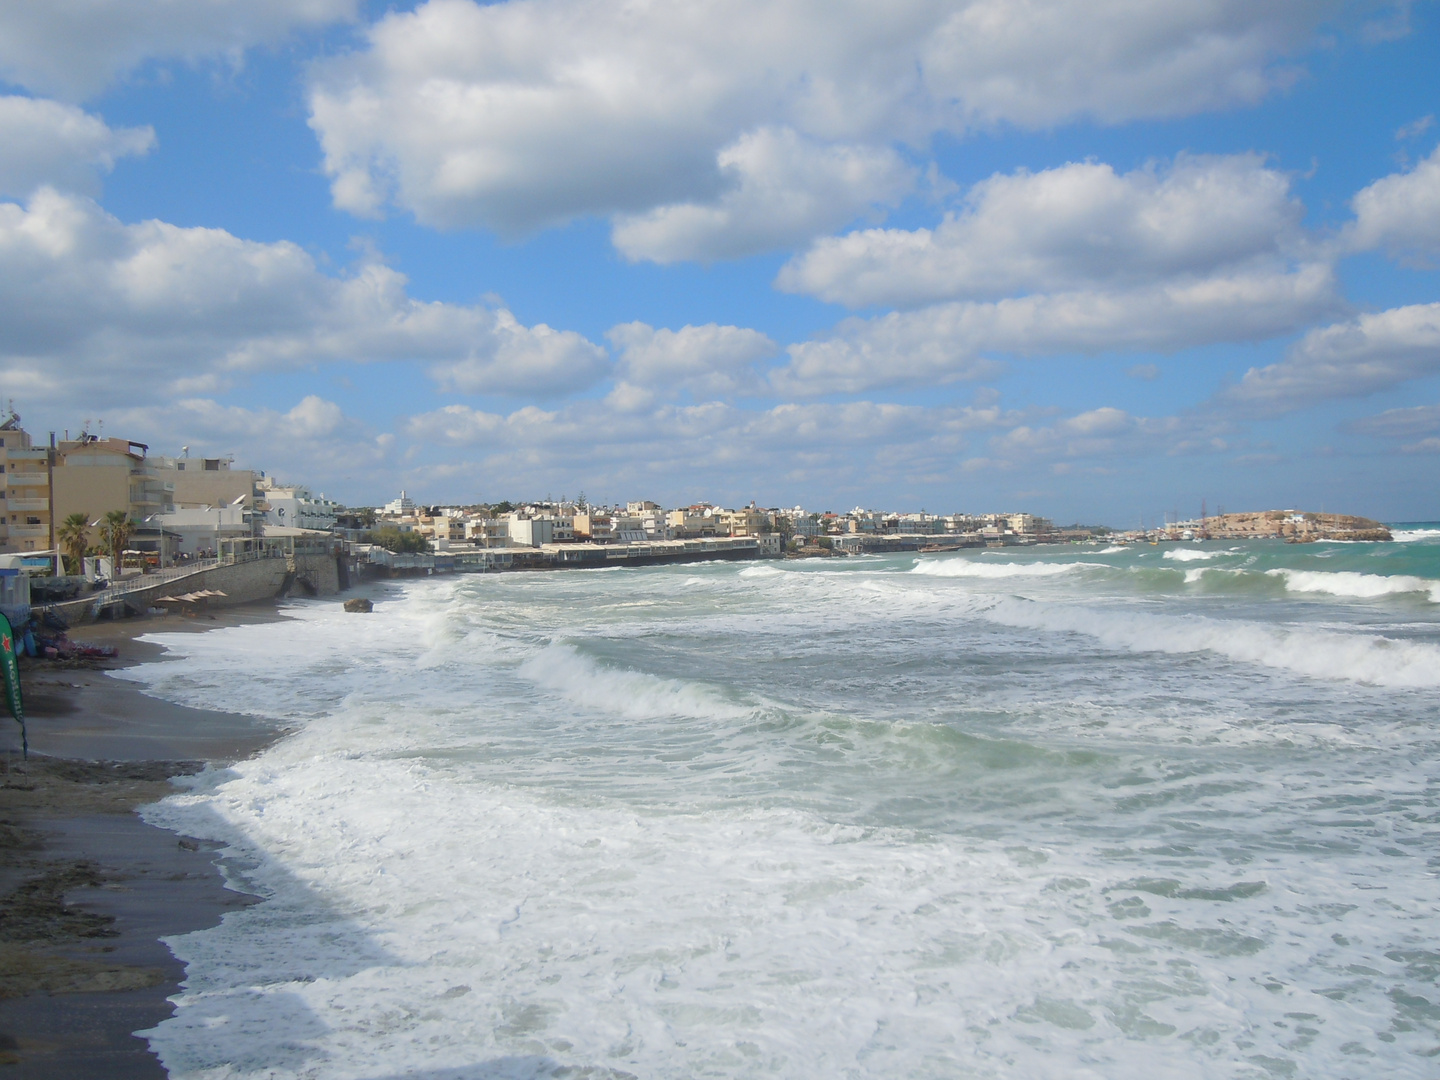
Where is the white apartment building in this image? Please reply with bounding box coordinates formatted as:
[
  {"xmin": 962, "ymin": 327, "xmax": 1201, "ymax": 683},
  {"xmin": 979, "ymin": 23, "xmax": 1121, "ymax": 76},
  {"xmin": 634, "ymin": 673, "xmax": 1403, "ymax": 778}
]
[
  {"xmin": 383, "ymin": 490, "xmax": 416, "ymax": 516},
  {"xmin": 257, "ymin": 476, "xmax": 340, "ymax": 531}
]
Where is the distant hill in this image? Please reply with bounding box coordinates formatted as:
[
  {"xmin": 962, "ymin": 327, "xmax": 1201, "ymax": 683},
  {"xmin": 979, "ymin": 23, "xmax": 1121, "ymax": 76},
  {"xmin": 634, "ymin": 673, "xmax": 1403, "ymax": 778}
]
[{"xmin": 1204, "ymin": 510, "xmax": 1391, "ymax": 542}]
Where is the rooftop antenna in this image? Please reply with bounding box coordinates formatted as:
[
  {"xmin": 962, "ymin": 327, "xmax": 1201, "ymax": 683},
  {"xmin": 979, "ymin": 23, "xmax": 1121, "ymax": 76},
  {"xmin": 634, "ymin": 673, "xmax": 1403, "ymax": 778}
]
[{"xmin": 181, "ymin": 445, "xmax": 189, "ymax": 458}]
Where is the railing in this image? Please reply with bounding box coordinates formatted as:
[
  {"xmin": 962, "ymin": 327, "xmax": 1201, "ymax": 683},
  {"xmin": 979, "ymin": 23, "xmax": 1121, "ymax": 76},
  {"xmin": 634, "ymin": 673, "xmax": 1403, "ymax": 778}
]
[{"xmin": 84, "ymin": 558, "xmax": 223, "ymax": 607}]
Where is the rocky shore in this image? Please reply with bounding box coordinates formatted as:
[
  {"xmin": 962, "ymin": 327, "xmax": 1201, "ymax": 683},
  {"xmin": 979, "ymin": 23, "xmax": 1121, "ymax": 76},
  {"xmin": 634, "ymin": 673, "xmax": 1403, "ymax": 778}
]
[
  {"xmin": 0, "ymin": 608, "xmax": 289, "ymax": 1078},
  {"xmin": 1201, "ymin": 510, "xmax": 1392, "ymax": 542}
]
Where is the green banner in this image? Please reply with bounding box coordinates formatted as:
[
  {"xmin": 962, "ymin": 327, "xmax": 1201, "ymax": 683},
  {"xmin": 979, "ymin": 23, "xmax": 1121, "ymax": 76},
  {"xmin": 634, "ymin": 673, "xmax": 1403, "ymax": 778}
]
[{"xmin": 0, "ymin": 612, "xmax": 26, "ymax": 758}]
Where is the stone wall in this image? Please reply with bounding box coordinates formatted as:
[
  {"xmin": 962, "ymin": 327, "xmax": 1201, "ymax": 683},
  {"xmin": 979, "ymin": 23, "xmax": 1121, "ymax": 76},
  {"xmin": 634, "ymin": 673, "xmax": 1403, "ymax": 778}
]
[{"xmin": 49, "ymin": 552, "xmax": 347, "ymax": 624}]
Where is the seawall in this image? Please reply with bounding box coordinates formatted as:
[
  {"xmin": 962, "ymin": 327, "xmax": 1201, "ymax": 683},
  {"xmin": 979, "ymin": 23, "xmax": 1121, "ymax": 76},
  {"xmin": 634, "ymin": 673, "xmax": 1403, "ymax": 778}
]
[{"xmin": 47, "ymin": 552, "xmax": 344, "ymax": 626}]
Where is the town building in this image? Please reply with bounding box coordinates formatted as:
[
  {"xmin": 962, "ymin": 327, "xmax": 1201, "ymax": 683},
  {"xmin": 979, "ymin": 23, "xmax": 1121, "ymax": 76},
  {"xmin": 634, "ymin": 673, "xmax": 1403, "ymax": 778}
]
[
  {"xmin": 0, "ymin": 414, "xmax": 52, "ymax": 558},
  {"xmin": 256, "ymin": 476, "xmax": 340, "ymax": 531},
  {"xmin": 50, "ymin": 434, "xmax": 174, "ymax": 561},
  {"xmin": 151, "ymin": 454, "xmax": 256, "ymax": 509}
]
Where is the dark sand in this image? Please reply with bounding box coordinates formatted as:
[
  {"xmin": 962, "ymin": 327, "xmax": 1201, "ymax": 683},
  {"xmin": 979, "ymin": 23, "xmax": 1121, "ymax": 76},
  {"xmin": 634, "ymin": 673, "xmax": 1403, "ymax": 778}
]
[{"xmin": 0, "ymin": 605, "xmax": 293, "ymax": 1078}]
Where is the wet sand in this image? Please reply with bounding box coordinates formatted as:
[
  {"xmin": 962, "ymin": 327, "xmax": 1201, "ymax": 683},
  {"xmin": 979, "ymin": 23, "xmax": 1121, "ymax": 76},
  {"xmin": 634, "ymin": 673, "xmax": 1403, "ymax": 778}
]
[{"xmin": 0, "ymin": 604, "xmax": 293, "ymax": 1078}]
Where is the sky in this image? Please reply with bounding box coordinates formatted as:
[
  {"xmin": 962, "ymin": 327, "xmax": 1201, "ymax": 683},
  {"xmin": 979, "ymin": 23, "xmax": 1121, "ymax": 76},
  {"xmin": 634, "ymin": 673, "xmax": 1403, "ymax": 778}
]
[{"xmin": 1, "ymin": 0, "xmax": 1437, "ymax": 525}]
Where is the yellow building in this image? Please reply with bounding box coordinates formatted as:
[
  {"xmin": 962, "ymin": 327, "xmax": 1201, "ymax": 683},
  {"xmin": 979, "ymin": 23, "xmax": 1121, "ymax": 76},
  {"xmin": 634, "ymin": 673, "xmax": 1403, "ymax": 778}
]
[
  {"xmin": 151, "ymin": 454, "xmax": 256, "ymax": 509},
  {"xmin": 0, "ymin": 414, "xmax": 52, "ymax": 556},
  {"xmin": 51, "ymin": 435, "xmax": 173, "ymax": 554}
]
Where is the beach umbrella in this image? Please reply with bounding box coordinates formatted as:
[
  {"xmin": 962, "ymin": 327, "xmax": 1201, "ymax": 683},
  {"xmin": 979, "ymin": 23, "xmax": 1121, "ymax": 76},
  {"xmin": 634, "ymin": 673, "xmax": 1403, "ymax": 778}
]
[{"xmin": 0, "ymin": 612, "xmax": 25, "ymax": 758}]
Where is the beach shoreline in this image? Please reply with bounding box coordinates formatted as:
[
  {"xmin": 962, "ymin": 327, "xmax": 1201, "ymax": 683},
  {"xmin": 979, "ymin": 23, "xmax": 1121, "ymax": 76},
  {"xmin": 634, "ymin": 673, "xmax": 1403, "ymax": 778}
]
[{"xmin": 0, "ymin": 603, "xmax": 295, "ymax": 1078}]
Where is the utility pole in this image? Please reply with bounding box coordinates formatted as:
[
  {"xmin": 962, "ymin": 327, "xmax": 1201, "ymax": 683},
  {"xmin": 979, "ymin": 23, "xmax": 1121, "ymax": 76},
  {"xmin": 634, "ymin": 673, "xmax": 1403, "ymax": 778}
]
[{"xmin": 47, "ymin": 432, "xmax": 57, "ymax": 576}]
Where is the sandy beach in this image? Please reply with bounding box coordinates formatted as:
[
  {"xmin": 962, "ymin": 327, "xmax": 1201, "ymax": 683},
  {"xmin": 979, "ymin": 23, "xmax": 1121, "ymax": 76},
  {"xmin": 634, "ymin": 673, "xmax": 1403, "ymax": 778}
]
[{"xmin": 0, "ymin": 605, "xmax": 292, "ymax": 1078}]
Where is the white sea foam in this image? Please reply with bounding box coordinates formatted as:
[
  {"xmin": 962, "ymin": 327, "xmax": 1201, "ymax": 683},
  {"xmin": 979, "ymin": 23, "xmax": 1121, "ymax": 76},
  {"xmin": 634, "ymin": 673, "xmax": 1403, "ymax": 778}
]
[
  {"xmin": 141, "ymin": 733, "xmax": 1440, "ymax": 1080},
  {"xmin": 120, "ymin": 559, "xmax": 1440, "ymax": 1079},
  {"xmin": 986, "ymin": 596, "xmax": 1440, "ymax": 687},
  {"xmin": 1268, "ymin": 568, "xmax": 1440, "ymax": 603},
  {"xmin": 1096, "ymin": 545, "xmax": 1128, "ymax": 554},
  {"xmin": 738, "ymin": 563, "xmax": 785, "ymax": 578},
  {"xmin": 1162, "ymin": 547, "xmax": 1220, "ymax": 562},
  {"xmin": 1392, "ymin": 527, "xmax": 1440, "ymax": 542},
  {"xmin": 516, "ymin": 641, "xmax": 756, "ymax": 724},
  {"xmin": 911, "ymin": 558, "xmax": 1099, "ymax": 579}
]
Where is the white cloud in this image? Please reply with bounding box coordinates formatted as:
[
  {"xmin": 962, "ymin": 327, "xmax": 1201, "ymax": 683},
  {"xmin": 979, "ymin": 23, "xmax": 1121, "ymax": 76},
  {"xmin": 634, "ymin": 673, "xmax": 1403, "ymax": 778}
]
[
  {"xmin": 775, "ymin": 261, "xmax": 1336, "ymax": 395},
  {"xmin": 777, "ymin": 154, "xmax": 1306, "ymax": 307},
  {"xmin": 1222, "ymin": 303, "xmax": 1440, "ymax": 413},
  {"xmin": 607, "ymin": 321, "xmax": 776, "ymax": 394},
  {"xmin": 428, "ymin": 309, "xmax": 608, "ymax": 396},
  {"xmin": 1349, "ymin": 403, "xmax": 1440, "ymax": 440},
  {"xmin": 0, "ymin": 188, "xmax": 609, "ymax": 406},
  {"xmin": 973, "ymin": 406, "xmax": 1230, "ymax": 469},
  {"xmin": 920, "ymin": 0, "xmax": 1341, "ymax": 128},
  {"xmin": 0, "ymin": 0, "xmax": 358, "ymax": 101},
  {"xmin": 611, "ymin": 128, "xmax": 915, "ymax": 263},
  {"xmin": 0, "ymin": 96, "xmax": 154, "ymax": 197},
  {"xmin": 404, "ymin": 395, "xmax": 1016, "ymax": 499},
  {"xmin": 1395, "ymin": 115, "xmax": 1434, "ymax": 141},
  {"xmin": 105, "ymin": 395, "xmax": 396, "ymax": 494},
  {"xmin": 308, "ymin": 0, "xmax": 1353, "ymax": 253},
  {"xmin": 1347, "ymin": 145, "xmax": 1440, "ymax": 258}
]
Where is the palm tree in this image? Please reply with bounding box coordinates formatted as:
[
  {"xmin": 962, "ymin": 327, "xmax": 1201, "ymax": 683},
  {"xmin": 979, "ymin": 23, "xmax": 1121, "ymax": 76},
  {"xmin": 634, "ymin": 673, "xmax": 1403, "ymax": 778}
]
[
  {"xmin": 57, "ymin": 512, "xmax": 90, "ymax": 576},
  {"xmin": 98, "ymin": 510, "xmax": 134, "ymax": 571}
]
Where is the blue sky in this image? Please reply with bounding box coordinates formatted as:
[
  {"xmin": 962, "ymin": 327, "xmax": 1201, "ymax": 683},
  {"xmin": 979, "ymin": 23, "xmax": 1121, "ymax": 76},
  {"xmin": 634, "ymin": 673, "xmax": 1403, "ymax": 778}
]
[{"xmin": 1, "ymin": 1, "xmax": 1437, "ymax": 524}]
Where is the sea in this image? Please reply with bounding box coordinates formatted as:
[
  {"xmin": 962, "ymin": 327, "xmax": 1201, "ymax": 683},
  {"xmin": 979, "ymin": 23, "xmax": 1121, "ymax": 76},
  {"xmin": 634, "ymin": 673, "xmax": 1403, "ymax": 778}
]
[{"xmin": 119, "ymin": 526, "xmax": 1440, "ymax": 1079}]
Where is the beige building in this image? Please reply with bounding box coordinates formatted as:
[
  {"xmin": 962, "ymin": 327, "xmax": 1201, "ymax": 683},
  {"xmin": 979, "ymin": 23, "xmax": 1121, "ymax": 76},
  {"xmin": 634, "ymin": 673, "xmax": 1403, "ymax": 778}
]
[
  {"xmin": 723, "ymin": 506, "xmax": 772, "ymax": 537},
  {"xmin": 0, "ymin": 415, "xmax": 52, "ymax": 556},
  {"xmin": 51, "ymin": 435, "xmax": 173, "ymax": 555},
  {"xmin": 573, "ymin": 512, "xmax": 613, "ymax": 542},
  {"xmin": 667, "ymin": 508, "xmax": 719, "ymax": 538},
  {"xmin": 152, "ymin": 455, "xmax": 256, "ymax": 509}
]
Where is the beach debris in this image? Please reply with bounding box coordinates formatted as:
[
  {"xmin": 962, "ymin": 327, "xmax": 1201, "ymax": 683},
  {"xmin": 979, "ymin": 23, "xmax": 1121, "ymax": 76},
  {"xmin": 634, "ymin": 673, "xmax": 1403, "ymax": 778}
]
[{"xmin": 344, "ymin": 598, "xmax": 374, "ymax": 613}]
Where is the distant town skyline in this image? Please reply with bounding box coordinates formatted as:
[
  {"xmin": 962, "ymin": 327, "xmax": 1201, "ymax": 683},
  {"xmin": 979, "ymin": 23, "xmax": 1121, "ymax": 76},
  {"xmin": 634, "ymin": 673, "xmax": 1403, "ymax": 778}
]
[{"xmin": 3, "ymin": 1, "xmax": 1438, "ymax": 523}]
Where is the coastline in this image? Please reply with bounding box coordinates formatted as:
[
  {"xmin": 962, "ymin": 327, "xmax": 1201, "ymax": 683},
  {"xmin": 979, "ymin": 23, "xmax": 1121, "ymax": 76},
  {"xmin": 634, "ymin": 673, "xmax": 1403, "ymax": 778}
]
[{"xmin": 0, "ymin": 603, "xmax": 294, "ymax": 1078}]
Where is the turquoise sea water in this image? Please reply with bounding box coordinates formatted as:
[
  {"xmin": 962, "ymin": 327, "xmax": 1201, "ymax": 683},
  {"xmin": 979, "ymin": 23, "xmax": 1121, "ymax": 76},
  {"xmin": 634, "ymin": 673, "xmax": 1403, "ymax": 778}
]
[{"xmin": 122, "ymin": 526, "xmax": 1440, "ymax": 1078}]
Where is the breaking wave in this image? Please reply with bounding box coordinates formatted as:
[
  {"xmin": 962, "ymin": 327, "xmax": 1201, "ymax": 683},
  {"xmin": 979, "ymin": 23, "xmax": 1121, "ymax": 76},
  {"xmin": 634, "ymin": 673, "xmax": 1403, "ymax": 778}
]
[
  {"xmin": 911, "ymin": 559, "xmax": 1099, "ymax": 579},
  {"xmin": 1267, "ymin": 568, "xmax": 1440, "ymax": 603},
  {"xmin": 986, "ymin": 598, "xmax": 1440, "ymax": 688}
]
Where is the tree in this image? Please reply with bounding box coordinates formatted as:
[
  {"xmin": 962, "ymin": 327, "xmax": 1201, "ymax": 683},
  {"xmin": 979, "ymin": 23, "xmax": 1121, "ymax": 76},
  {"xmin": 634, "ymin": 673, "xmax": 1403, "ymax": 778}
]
[
  {"xmin": 98, "ymin": 510, "xmax": 134, "ymax": 569},
  {"xmin": 366, "ymin": 526, "xmax": 431, "ymax": 554},
  {"xmin": 57, "ymin": 512, "xmax": 90, "ymax": 575}
]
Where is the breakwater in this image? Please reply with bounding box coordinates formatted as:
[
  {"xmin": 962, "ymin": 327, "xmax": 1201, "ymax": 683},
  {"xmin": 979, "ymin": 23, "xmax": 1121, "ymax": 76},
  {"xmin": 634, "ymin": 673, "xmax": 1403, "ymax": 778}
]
[{"xmin": 364, "ymin": 535, "xmax": 766, "ymax": 577}]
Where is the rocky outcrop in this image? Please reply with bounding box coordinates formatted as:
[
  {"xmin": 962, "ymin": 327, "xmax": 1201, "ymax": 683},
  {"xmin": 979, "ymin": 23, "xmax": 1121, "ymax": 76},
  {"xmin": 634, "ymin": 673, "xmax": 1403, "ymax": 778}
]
[
  {"xmin": 343, "ymin": 598, "xmax": 373, "ymax": 613},
  {"xmin": 1204, "ymin": 511, "xmax": 1391, "ymax": 542}
]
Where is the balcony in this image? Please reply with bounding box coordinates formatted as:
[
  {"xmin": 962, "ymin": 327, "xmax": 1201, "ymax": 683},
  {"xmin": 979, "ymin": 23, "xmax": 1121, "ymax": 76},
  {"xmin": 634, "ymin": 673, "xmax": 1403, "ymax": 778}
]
[
  {"xmin": 9, "ymin": 524, "xmax": 47, "ymax": 538},
  {"xmin": 6, "ymin": 448, "xmax": 47, "ymax": 462},
  {"xmin": 7, "ymin": 472, "xmax": 48, "ymax": 487},
  {"xmin": 7, "ymin": 498, "xmax": 47, "ymax": 511}
]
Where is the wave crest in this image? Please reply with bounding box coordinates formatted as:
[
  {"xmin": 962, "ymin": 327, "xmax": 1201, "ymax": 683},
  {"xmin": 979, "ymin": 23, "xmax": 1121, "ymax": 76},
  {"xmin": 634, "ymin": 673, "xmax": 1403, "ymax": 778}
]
[
  {"xmin": 911, "ymin": 559, "xmax": 1098, "ymax": 579},
  {"xmin": 1267, "ymin": 568, "xmax": 1440, "ymax": 603}
]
